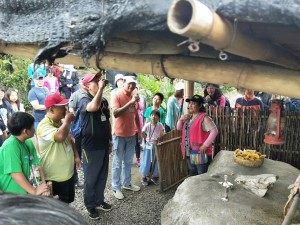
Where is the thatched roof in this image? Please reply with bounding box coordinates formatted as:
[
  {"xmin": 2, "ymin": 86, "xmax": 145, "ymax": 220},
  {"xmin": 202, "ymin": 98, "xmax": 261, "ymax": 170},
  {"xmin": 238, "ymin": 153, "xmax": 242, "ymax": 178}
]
[{"xmin": 0, "ymin": 0, "xmax": 299, "ymax": 96}]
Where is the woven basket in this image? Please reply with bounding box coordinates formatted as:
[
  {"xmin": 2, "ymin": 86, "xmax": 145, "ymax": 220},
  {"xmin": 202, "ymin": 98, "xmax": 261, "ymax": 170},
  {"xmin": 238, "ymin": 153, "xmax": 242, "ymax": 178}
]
[{"xmin": 233, "ymin": 155, "xmax": 264, "ymax": 168}]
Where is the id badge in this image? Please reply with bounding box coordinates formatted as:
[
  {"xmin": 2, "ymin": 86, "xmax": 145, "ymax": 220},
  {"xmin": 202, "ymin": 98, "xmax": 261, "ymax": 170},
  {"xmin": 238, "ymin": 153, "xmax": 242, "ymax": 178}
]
[
  {"xmin": 145, "ymin": 142, "xmax": 153, "ymax": 150},
  {"xmin": 101, "ymin": 114, "xmax": 107, "ymax": 121}
]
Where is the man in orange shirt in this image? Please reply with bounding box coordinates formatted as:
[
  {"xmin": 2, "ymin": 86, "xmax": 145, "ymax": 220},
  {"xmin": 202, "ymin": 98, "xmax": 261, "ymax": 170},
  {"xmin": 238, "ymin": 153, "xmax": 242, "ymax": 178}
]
[{"xmin": 111, "ymin": 74, "xmax": 141, "ymax": 200}]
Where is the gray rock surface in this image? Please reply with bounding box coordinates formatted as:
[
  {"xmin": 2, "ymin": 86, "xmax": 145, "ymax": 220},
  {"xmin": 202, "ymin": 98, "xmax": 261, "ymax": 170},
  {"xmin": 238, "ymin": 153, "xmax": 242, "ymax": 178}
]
[{"xmin": 161, "ymin": 150, "xmax": 300, "ymax": 225}]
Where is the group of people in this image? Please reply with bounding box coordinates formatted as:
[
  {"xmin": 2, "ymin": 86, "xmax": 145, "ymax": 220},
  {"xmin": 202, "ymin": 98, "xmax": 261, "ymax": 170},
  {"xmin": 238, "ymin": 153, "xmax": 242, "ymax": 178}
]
[
  {"xmin": 0, "ymin": 70, "xmax": 165, "ymax": 221},
  {"xmin": 28, "ymin": 63, "xmax": 79, "ymax": 99},
  {"xmin": 1, "ymin": 67, "xmax": 300, "ymax": 222}
]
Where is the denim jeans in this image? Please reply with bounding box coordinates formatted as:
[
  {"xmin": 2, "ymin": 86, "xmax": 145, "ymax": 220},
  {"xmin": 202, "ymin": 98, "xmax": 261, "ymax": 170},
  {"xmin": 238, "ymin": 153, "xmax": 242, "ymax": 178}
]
[{"xmin": 111, "ymin": 135, "xmax": 135, "ymax": 191}]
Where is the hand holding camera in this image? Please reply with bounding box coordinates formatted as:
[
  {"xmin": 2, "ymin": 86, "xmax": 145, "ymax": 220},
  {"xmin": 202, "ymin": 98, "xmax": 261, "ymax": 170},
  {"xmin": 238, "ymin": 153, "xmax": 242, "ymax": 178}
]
[{"xmin": 98, "ymin": 79, "xmax": 109, "ymax": 89}]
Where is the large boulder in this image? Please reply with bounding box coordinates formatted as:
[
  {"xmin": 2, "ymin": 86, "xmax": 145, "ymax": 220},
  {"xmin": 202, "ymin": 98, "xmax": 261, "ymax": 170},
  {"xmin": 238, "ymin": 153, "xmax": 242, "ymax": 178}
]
[{"xmin": 161, "ymin": 150, "xmax": 300, "ymax": 225}]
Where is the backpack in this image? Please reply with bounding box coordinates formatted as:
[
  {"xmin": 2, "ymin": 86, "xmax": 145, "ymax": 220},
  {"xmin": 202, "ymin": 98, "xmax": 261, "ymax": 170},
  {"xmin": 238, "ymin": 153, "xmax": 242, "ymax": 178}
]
[{"xmin": 71, "ymin": 108, "xmax": 82, "ymax": 138}]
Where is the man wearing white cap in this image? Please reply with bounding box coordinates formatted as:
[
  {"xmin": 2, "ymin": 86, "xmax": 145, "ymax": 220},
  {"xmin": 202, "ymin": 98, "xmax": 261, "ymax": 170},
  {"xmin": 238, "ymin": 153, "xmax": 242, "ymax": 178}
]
[
  {"xmin": 111, "ymin": 73, "xmax": 141, "ymax": 200},
  {"xmin": 165, "ymin": 82, "xmax": 185, "ymax": 132},
  {"xmin": 111, "ymin": 74, "xmax": 124, "ymax": 95}
]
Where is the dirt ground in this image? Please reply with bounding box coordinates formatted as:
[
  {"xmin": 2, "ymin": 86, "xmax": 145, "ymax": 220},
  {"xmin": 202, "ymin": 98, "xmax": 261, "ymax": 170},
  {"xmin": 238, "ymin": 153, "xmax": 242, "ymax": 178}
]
[{"xmin": 70, "ymin": 153, "xmax": 178, "ymax": 225}]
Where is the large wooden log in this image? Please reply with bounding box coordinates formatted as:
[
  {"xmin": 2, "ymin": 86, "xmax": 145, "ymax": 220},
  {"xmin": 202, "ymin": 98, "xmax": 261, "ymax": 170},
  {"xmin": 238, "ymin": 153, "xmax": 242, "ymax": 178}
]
[
  {"xmin": 98, "ymin": 53, "xmax": 300, "ymax": 98},
  {"xmin": 0, "ymin": 44, "xmax": 299, "ymax": 98}
]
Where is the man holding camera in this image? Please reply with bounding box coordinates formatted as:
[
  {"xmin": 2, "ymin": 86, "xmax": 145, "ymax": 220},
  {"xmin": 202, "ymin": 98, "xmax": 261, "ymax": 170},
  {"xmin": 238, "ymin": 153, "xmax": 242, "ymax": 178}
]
[{"xmin": 78, "ymin": 72, "xmax": 112, "ymax": 220}]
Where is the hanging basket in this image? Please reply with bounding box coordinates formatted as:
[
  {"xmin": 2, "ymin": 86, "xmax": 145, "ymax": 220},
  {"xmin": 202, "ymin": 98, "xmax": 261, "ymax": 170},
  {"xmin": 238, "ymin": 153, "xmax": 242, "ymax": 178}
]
[{"xmin": 233, "ymin": 155, "xmax": 264, "ymax": 168}]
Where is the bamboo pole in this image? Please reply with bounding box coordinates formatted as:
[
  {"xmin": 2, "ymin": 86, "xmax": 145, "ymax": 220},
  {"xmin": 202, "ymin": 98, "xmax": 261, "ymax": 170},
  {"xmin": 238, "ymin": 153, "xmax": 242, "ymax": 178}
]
[
  {"xmin": 167, "ymin": 0, "xmax": 300, "ymax": 70},
  {"xmin": 98, "ymin": 53, "xmax": 300, "ymax": 98},
  {"xmin": 1, "ymin": 45, "xmax": 300, "ymax": 98},
  {"xmin": 184, "ymin": 80, "xmax": 194, "ymax": 99}
]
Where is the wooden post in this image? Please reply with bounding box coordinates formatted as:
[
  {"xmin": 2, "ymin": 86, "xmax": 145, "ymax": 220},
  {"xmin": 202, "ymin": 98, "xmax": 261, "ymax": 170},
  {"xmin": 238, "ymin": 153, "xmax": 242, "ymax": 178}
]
[
  {"xmin": 184, "ymin": 80, "xmax": 194, "ymax": 100},
  {"xmin": 184, "ymin": 80, "xmax": 194, "ymax": 112}
]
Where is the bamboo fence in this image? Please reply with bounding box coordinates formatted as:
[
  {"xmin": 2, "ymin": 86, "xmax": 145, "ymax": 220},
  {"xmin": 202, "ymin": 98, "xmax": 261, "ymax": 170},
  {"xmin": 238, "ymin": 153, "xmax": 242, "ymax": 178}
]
[
  {"xmin": 208, "ymin": 107, "xmax": 300, "ymax": 169},
  {"xmin": 156, "ymin": 107, "xmax": 300, "ymax": 191},
  {"xmin": 156, "ymin": 129, "xmax": 188, "ymax": 192}
]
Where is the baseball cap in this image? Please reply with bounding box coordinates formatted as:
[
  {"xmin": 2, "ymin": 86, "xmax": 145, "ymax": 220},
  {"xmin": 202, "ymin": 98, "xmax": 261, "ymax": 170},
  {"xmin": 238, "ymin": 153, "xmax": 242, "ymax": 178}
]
[
  {"xmin": 45, "ymin": 93, "xmax": 69, "ymax": 108},
  {"xmin": 114, "ymin": 74, "xmax": 124, "ymax": 84},
  {"xmin": 175, "ymin": 82, "xmax": 184, "ymax": 91},
  {"xmin": 82, "ymin": 72, "xmax": 102, "ymax": 86},
  {"xmin": 124, "ymin": 76, "xmax": 137, "ymax": 84},
  {"xmin": 115, "ymin": 73, "xmax": 124, "ymax": 84},
  {"xmin": 186, "ymin": 94, "xmax": 206, "ymax": 105},
  {"xmin": 33, "ymin": 71, "xmax": 45, "ymax": 80}
]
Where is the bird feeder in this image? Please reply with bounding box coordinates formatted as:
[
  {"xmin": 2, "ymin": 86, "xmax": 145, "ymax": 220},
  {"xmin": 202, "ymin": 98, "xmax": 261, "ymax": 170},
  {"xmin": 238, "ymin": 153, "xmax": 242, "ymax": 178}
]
[{"xmin": 264, "ymin": 99, "xmax": 285, "ymax": 145}]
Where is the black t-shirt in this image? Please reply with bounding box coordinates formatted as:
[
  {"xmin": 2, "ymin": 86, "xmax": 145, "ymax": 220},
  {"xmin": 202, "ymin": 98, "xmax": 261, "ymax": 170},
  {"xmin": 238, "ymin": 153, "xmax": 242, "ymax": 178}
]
[{"xmin": 78, "ymin": 93, "xmax": 111, "ymax": 151}]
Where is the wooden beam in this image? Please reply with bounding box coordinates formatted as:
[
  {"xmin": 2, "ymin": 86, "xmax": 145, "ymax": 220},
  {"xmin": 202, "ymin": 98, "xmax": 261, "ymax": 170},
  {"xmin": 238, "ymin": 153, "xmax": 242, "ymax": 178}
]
[
  {"xmin": 99, "ymin": 53, "xmax": 300, "ymax": 98},
  {"xmin": 1, "ymin": 44, "xmax": 299, "ymax": 98}
]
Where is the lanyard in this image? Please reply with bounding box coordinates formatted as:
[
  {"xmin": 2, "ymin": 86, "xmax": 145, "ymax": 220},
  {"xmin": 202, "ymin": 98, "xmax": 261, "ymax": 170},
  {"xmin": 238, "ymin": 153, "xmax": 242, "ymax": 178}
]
[{"xmin": 148, "ymin": 124, "xmax": 157, "ymax": 142}]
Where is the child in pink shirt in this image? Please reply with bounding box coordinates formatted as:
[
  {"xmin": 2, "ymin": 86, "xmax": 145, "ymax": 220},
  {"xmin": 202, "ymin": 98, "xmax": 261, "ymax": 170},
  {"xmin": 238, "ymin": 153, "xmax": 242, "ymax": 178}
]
[{"xmin": 139, "ymin": 110, "xmax": 164, "ymax": 186}]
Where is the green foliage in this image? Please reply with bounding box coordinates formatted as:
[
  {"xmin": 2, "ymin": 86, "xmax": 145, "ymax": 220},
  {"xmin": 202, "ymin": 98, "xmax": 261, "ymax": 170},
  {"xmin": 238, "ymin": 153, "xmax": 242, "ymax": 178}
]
[
  {"xmin": 220, "ymin": 85, "xmax": 236, "ymax": 94},
  {"xmin": 137, "ymin": 74, "xmax": 176, "ymax": 109},
  {"xmin": 136, "ymin": 76, "xmax": 236, "ymax": 109},
  {"xmin": 0, "ymin": 55, "xmax": 32, "ymax": 110}
]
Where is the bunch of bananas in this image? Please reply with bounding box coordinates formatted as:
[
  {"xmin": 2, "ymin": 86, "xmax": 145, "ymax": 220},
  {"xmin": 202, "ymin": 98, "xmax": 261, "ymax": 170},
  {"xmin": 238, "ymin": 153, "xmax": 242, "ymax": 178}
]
[{"xmin": 233, "ymin": 149, "xmax": 266, "ymax": 161}]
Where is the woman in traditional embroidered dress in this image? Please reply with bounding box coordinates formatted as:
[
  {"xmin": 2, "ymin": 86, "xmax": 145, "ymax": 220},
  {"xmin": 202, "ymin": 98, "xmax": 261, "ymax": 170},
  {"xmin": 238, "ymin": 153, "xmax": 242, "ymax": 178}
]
[
  {"xmin": 140, "ymin": 110, "xmax": 165, "ymax": 186},
  {"xmin": 177, "ymin": 95, "xmax": 218, "ymax": 176}
]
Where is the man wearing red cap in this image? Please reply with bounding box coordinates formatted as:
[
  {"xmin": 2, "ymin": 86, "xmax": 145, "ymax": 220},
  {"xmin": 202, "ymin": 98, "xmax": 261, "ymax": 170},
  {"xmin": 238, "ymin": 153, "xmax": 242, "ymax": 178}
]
[
  {"xmin": 36, "ymin": 93, "xmax": 81, "ymax": 204},
  {"xmin": 78, "ymin": 72, "xmax": 112, "ymax": 220}
]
